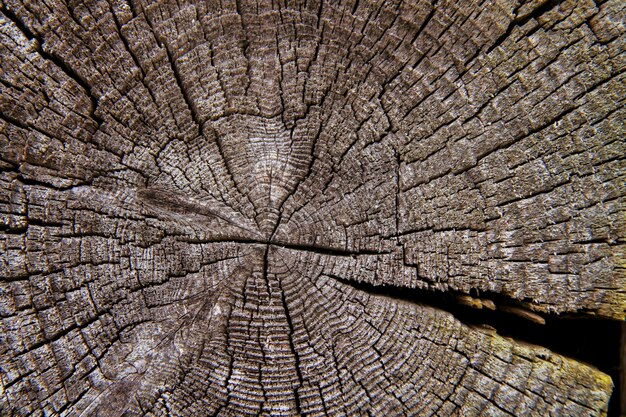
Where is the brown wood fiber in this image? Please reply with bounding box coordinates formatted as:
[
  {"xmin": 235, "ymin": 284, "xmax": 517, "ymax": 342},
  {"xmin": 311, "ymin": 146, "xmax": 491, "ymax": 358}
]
[{"xmin": 1, "ymin": 0, "xmax": 625, "ymax": 415}]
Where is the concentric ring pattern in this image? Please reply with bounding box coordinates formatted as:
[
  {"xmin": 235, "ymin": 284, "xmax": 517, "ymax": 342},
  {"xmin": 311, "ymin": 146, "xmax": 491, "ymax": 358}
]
[{"xmin": 1, "ymin": 0, "xmax": 624, "ymax": 415}]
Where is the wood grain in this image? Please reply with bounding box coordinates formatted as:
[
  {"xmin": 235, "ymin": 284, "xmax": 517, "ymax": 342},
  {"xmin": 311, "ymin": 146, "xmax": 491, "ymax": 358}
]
[{"xmin": 1, "ymin": 0, "xmax": 624, "ymax": 415}]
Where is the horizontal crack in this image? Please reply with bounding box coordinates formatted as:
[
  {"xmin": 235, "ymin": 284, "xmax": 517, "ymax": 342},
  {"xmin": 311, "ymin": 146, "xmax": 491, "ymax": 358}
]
[
  {"xmin": 269, "ymin": 241, "xmax": 391, "ymax": 257},
  {"xmin": 179, "ymin": 236, "xmax": 391, "ymax": 257},
  {"xmin": 324, "ymin": 273, "xmax": 621, "ymax": 381}
]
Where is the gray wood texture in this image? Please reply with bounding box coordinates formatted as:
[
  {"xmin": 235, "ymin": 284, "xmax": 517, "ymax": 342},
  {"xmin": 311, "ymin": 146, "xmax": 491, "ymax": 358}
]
[{"xmin": 1, "ymin": 0, "xmax": 624, "ymax": 415}]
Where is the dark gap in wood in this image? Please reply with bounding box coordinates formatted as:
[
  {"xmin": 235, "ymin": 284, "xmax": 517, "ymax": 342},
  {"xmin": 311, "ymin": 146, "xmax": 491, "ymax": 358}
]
[
  {"xmin": 485, "ymin": 0, "xmax": 564, "ymax": 55},
  {"xmin": 262, "ymin": 243, "xmax": 304, "ymax": 413},
  {"xmin": 0, "ymin": 107, "xmax": 31, "ymax": 132},
  {"xmin": 108, "ymin": 2, "xmax": 146, "ymax": 80},
  {"xmin": 351, "ymin": 0, "xmax": 360, "ymax": 15},
  {"xmin": 162, "ymin": 46, "xmax": 202, "ymax": 136},
  {"xmin": 269, "ymin": 241, "xmax": 391, "ymax": 257},
  {"xmin": 176, "ymin": 237, "xmax": 391, "ymax": 260},
  {"xmin": 410, "ymin": 0, "xmax": 439, "ymax": 52},
  {"xmin": 70, "ymin": 176, "xmax": 626, "ymax": 413},
  {"xmin": 327, "ymin": 272, "xmax": 621, "ymax": 415},
  {"xmin": 1, "ymin": 5, "xmax": 103, "ymax": 126},
  {"xmin": 609, "ymin": 322, "xmax": 626, "ymax": 416},
  {"xmin": 181, "ymin": 237, "xmax": 266, "ymax": 246},
  {"xmin": 15, "ymin": 173, "xmax": 91, "ymax": 191},
  {"xmin": 1, "ymin": 5, "xmax": 35, "ymax": 39}
]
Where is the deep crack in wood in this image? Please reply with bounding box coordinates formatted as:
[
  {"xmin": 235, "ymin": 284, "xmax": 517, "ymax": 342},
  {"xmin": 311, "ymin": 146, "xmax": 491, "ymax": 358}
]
[{"xmin": 1, "ymin": 0, "xmax": 624, "ymax": 415}]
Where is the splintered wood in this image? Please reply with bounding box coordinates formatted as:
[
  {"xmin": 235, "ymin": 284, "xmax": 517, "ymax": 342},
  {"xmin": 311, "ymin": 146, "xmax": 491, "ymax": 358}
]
[{"xmin": 1, "ymin": 0, "xmax": 624, "ymax": 415}]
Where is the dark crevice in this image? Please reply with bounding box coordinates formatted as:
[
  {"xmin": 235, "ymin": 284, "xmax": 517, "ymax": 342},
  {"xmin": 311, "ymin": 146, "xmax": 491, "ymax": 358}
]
[
  {"xmin": 262, "ymin": 244, "xmax": 303, "ymax": 414},
  {"xmin": 268, "ymin": 96, "xmax": 330, "ymax": 241},
  {"xmin": 351, "ymin": 0, "xmax": 360, "ymax": 15},
  {"xmin": 486, "ymin": 0, "xmax": 564, "ymax": 55},
  {"xmin": 325, "ymin": 273, "xmax": 621, "ymax": 398},
  {"xmin": 23, "ymin": 218, "xmax": 66, "ymax": 229},
  {"xmin": 177, "ymin": 235, "xmax": 391, "ymax": 258},
  {"xmin": 135, "ymin": 0, "xmax": 204, "ymax": 141},
  {"xmin": 2, "ymin": 2, "xmax": 621, "ymax": 416},
  {"xmin": 572, "ymin": 66, "xmax": 626, "ymax": 102},
  {"xmin": 179, "ymin": 237, "xmax": 266, "ymax": 247},
  {"xmin": 108, "ymin": 2, "xmax": 147, "ymax": 82},
  {"xmin": 269, "ymin": 241, "xmax": 391, "ymax": 257},
  {"xmin": 0, "ymin": 108, "xmax": 33, "ymax": 132},
  {"xmin": 1, "ymin": 4, "xmax": 35, "ymax": 39},
  {"xmin": 274, "ymin": 260, "xmax": 304, "ymax": 415},
  {"xmin": 410, "ymin": 0, "xmax": 439, "ymax": 46},
  {"xmin": 163, "ymin": 46, "xmax": 202, "ymax": 137},
  {"xmin": 15, "ymin": 173, "xmax": 91, "ymax": 191},
  {"xmin": 1, "ymin": 5, "xmax": 103, "ymax": 126},
  {"xmin": 234, "ymin": 0, "xmax": 252, "ymax": 96}
]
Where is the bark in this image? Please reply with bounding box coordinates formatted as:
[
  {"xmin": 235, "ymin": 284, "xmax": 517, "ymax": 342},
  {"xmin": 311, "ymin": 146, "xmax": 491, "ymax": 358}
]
[{"xmin": 0, "ymin": 0, "xmax": 624, "ymax": 415}]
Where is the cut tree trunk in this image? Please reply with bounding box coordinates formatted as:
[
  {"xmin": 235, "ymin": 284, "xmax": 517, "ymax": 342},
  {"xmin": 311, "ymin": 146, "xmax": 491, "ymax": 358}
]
[{"xmin": 1, "ymin": 0, "xmax": 625, "ymax": 415}]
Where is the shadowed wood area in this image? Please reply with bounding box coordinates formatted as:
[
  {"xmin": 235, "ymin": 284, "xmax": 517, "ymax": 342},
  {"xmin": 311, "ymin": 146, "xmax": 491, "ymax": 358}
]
[{"xmin": 1, "ymin": 0, "xmax": 625, "ymax": 415}]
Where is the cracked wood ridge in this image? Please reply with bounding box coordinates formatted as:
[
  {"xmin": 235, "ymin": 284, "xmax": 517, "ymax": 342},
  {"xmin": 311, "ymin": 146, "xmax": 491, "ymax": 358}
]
[{"xmin": 0, "ymin": 0, "xmax": 624, "ymax": 415}]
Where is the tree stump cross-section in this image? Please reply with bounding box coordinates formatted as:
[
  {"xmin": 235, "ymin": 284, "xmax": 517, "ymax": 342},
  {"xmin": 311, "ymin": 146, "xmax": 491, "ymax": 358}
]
[{"xmin": 1, "ymin": 0, "xmax": 625, "ymax": 415}]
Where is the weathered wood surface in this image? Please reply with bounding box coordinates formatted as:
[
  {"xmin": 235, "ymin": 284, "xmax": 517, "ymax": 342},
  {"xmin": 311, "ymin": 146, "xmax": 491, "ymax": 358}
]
[{"xmin": 1, "ymin": 0, "xmax": 624, "ymax": 415}]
